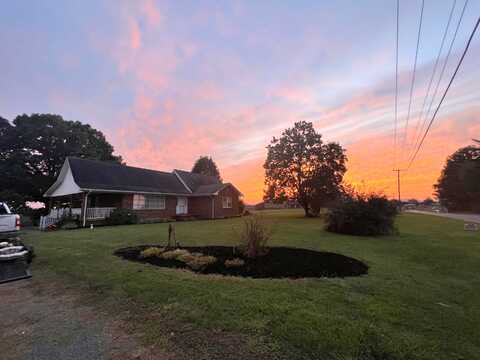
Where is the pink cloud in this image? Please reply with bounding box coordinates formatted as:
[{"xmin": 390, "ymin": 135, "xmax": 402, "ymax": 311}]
[
  {"xmin": 269, "ymin": 86, "xmax": 314, "ymax": 104},
  {"xmin": 128, "ymin": 19, "xmax": 142, "ymax": 51},
  {"xmin": 86, "ymin": 3, "xmax": 479, "ymax": 204},
  {"xmin": 139, "ymin": 0, "xmax": 162, "ymax": 28},
  {"xmin": 192, "ymin": 82, "xmax": 224, "ymax": 101}
]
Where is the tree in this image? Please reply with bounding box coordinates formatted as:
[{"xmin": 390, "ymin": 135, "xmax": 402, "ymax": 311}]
[
  {"xmin": 422, "ymin": 197, "xmax": 435, "ymax": 206},
  {"xmin": 263, "ymin": 121, "xmax": 347, "ymax": 217},
  {"xmin": 191, "ymin": 156, "xmax": 222, "ymax": 181},
  {"xmin": 434, "ymin": 144, "xmax": 480, "ymax": 212},
  {"xmin": 0, "ymin": 113, "xmax": 122, "ymax": 205}
]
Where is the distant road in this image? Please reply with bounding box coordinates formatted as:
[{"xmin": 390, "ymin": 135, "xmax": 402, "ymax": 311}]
[{"xmin": 406, "ymin": 210, "xmax": 480, "ymax": 224}]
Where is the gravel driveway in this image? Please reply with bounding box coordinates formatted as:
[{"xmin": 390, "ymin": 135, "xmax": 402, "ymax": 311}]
[
  {"xmin": 0, "ymin": 278, "xmax": 168, "ymax": 360},
  {"xmin": 0, "ymin": 276, "xmax": 282, "ymax": 360}
]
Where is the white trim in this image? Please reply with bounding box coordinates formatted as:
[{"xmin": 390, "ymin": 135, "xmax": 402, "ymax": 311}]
[
  {"xmin": 82, "ymin": 192, "xmax": 89, "ymax": 227},
  {"xmin": 211, "ymin": 183, "xmax": 243, "ymax": 196},
  {"xmin": 79, "ymin": 188, "xmax": 189, "ymax": 196},
  {"xmin": 78, "ymin": 188, "xmax": 227, "ymax": 197},
  {"xmin": 176, "ymin": 197, "xmax": 188, "ymax": 215},
  {"xmin": 173, "ymin": 170, "xmax": 193, "ymax": 193},
  {"xmin": 222, "ymin": 196, "xmax": 233, "ymax": 209}
]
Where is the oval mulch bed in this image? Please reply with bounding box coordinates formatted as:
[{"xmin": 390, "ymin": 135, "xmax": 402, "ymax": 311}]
[{"xmin": 114, "ymin": 245, "xmax": 368, "ymax": 279}]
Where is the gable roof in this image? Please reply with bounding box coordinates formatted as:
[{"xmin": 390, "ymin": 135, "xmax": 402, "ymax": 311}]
[
  {"xmin": 67, "ymin": 157, "xmax": 189, "ymax": 194},
  {"xmin": 44, "ymin": 157, "xmax": 242, "ymax": 197},
  {"xmin": 173, "ymin": 169, "xmax": 220, "ymax": 193}
]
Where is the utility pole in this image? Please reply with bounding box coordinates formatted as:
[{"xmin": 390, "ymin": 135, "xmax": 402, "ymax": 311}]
[{"xmin": 392, "ymin": 169, "xmax": 405, "ymax": 204}]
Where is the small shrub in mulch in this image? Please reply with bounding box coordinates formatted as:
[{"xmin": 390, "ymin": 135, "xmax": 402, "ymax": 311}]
[
  {"xmin": 161, "ymin": 248, "xmax": 189, "ymax": 260},
  {"xmin": 186, "ymin": 255, "xmax": 217, "ymax": 271},
  {"xmin": 225, "ymin": 258, "xmax": 245, "ymax": 268},
  {"xmin": 140, "ymin": 247, "xmax": 165, "ymax": 258},
  {"xmin": 114, "ymin": 245, "xmax": 368, "ymax": 279}
]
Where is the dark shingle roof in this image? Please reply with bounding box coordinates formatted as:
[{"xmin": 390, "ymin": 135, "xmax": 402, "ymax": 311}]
[
  {"xmin": 193, "ymin": 183, "xmax": 226, "ymax": 195},
  {"xmin": 68, "ymin": 157, "xmax": 190, "ymax": 194},
  {"xmin": 174, "ymin": 169, "xmax": 221, "ymax": 193}
]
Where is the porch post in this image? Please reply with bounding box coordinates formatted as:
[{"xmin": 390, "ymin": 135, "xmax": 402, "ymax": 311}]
[
  {"xmin": 82, "ymin": 192, "xmax": 89, "ymax": 227},
  {"xmin": 211, "ymin": 196, "xmax": 215, "ymax": 219}
]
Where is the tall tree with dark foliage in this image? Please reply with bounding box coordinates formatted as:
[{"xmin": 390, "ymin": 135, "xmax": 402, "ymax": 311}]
[
  {"xmin": 264, "ymin": 121, "xmax": 347, "ymax": 217},
  {"xmin": 0, "ymin": 114, "xmax": 122, "ymax": 207},
  {"xmin": 191, "ymin": 156, "xmax": 222, "ymax": 181},
  {"xmin": 434, "ymin": 143, "xmax": 480, "ymax": 212}
]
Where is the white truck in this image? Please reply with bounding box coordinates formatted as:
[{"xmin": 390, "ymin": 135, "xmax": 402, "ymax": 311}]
[{"xmin": 0, "ymin": 202, "xmax": 21, "ymax": 237}]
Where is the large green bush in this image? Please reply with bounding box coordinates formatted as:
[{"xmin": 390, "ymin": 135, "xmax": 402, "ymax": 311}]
[
  {"xmin": 105, "ymin": 208, "xmax": 138, "ymax": 226},
  {"xmin": 325, "ymin": 193, "xmax": 398, "ymax": 236}
]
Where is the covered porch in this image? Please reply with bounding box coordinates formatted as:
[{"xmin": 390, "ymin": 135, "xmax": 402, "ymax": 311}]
[{"xmin": 40, "ymin": 192, "xmax": 123, "ymax": 229}]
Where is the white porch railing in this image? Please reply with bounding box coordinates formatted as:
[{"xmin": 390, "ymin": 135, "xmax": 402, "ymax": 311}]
[
  {"xmin": 39, "ymin": 216, "xmax": 58, "ymax": 230},
  {"xmin": 85, "ymin": 207, "xmax": 116, "ymax": 220},
  {"xmin": 39, "ymin": 207, "xmax": 116, "ymax": 229},
  {"xmin": 47, "ymin": 207, "xmax": 82, "ymax": 219}
]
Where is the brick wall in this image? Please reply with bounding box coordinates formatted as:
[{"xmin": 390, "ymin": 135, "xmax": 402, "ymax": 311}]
[
  {"xmin": 121, "ymin": 194, "xmax": 133, "ymax": 208},
  {"xmin": 214, "ymin": 186, "xmax": 241, "ymax": 218},
  {"xmin": 118, "ymin": 191, "xmax": 240, "ymax": 221},
  {"xmin": 189, "ymin": 196, "xmax": 214, "ymax": 219}
]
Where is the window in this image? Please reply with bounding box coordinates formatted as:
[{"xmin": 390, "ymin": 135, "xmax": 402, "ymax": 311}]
[
  {"xmin": 133, "ymin": 194, "xmax": 165, "ymax": 209},
  {"xmin": 146, "ymin": 195, "xmax": 166, "ymax": 209},
  {"xmin": 133, "ymin": 194, "xmax": 145, "ymax": 209},
  {"xmin": 222, "ymin": 196, "xmax": 232, "ymax": 209},
  {"xmin": 0, "ymin": 203, "xmax": 8, "ymax": 215}
]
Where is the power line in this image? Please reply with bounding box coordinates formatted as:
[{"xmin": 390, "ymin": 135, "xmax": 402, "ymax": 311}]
[
  {"xmin": 393, "ymin": 0, "xmax": 400, "ymax": 169},
  {"xmin": 407, "ymin": 16, "xmax": 479, "ymax": 170},
  {"xmin": 401, "ymin": 0, "xmax": 425, "ymax": 163},
  {"xmin": 421, "ymin": 0, "xmax": 469, "ymax": 135},
  {"xmin": 407, "ymin": 0, "xmax": 458, "ymax": 163}
]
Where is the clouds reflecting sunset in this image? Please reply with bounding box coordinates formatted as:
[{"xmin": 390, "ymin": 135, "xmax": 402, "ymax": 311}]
[{"xmin": 1, "ymin": 1, "xmax": 478, "ymax": 203}]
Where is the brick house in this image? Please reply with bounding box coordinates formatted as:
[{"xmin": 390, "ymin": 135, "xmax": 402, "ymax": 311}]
[{"xmin": 43, "ymin": 157, "xmax": 242, "ymax": 226}]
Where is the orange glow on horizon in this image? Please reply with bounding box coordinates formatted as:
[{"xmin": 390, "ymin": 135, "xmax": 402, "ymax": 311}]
[{"xmin": 225, "ymin": 114, "xmax": 479, "ymax": 204}]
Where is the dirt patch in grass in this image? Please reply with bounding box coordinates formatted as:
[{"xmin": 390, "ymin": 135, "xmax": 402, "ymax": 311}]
[
  {"xmin": 0, "ymin": 271, "xmax": 287, "ymax": 360},
  {"xmin": 115, "ymin": 246, "xmax": 368, "ymax": 278}
]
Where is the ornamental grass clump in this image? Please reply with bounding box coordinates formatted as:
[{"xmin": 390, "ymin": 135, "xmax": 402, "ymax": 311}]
[
  {"xmin": 235, "ymin": 215, "xmax": 272, "ymax": 258},
  {"xmin": 224, "ymin": 258, "xmax": 245, "ymax": 268},
  {"xmin": 161, "ymin": 249, "xmax": 190, "ymax": 260},
  {"xmin": 140, "ymin": 247, "xmax": 165, "ymax": 258},
  {"xmin": 186, "ymin": 255, "xmax": 217, "ymax": 271},
  {"xmin": 176, "ymin": 252, "xmax": 197, "ymax": 264}
]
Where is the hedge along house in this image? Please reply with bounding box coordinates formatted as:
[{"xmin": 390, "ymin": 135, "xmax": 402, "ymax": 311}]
[{"xmin": 43, "ymin": 157, "xmax": 243, "ymax": 226}]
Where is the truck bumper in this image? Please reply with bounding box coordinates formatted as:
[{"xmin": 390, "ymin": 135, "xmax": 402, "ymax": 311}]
[{"xmin": 0, "ymin": 230, "xmax": 21, "ymax": 240}]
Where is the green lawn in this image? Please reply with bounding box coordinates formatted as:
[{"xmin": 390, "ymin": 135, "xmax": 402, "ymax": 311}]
[{"xmin": 23, "ymin": 210, "xmax": 480, "ymax": 359}]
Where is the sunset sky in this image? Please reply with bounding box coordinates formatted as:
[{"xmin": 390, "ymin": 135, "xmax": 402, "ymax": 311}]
[{"xmin": 1, "ymin": 1, "xmax": 479, "ymax": 203}]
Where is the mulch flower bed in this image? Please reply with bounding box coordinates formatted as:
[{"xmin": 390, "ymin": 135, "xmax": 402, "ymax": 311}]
[{"xmin": 114, "ymin": 245, "xmax": 368, "ymax": 279}]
